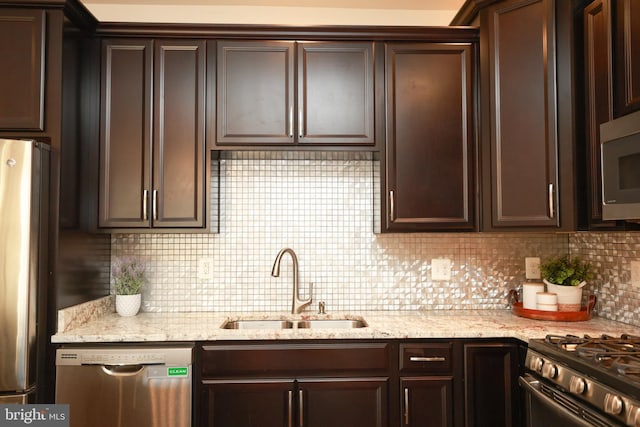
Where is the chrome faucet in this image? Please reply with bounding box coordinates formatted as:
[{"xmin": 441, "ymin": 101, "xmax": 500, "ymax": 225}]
[{"xmin": 271, "ymin": 248, "xmax": 313, "ymax": 314}]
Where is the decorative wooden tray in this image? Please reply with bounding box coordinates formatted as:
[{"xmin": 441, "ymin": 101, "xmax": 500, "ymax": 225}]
[{"xmin": 508, "ymin": 289, "xmax": 596, "ymax": 322}]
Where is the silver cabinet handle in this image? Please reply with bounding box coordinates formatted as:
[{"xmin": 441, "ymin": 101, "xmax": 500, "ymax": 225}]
[
  {"xmin": 389, "ymin": 190, "xmax": 395, "ymax": 222},
  {"xmin": 299, "ymin": 389, "xmax": 304, "ymax": 427},
  {"xmin": 409, "ymin": 356, "xmax": 446, "ymax": 362},
  {"xmin": 404, "ymin": 387, "xmax": 409, "ymax": 425},
  {"xmin": 152, "ymin": 190, "xmax": 158, "ymax": 220},
  {"xmin": 287, "ymin": 390, "xmax": 293, "ymax": 427},
  {"xmin": 289, "ymin": 106, "xmax": 294, "ymax": 137},
  {"xmin": 298, "ymin": 108, "xmax": 303, "ymax": 138},
  {"xmin": 548, "ymin": 183, "xmax": 555, "ymax": 218},
  {"xmin": 143, "ymin": 190, "xmax": 148, "ymax": 220}
]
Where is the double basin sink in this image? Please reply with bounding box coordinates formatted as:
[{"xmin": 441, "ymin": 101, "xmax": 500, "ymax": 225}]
[{"xmin": 221, "ymin": 317, "xmax": 367, "ymax": 330}]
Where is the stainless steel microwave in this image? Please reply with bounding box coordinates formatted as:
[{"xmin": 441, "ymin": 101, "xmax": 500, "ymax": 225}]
[{"xmin": 601, "ymin": 109, "xmax": 640, "ymax": 221}]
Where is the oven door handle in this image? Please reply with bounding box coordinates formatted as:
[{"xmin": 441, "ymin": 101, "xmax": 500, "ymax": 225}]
[{"xmin": 518, "ymin": 375, "xmax": 594, "ymax": 427}]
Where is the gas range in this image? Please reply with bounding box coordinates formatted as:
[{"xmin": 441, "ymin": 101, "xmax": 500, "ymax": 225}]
[{"xmin": 526, "ymin": 334, "xmax": 640, "ymax": 426}]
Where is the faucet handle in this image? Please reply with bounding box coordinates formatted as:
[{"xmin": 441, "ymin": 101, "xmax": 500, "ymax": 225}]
[{"xmin": 318, "ymin": 301, "xmax": 326, "ymax": 315}]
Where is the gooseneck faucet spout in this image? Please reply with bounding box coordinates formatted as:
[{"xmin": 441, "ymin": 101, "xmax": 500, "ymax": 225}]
[{"xmin": 271, "ymin": 248, "xmax": 313, "ymax": 314}]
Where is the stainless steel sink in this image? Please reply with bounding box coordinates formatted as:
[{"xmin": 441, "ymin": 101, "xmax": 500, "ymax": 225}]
[
  {"xmin": 221, "ymin": 319, "xmax": 294, "ymax": 329},
  {"xmin": 296, "ymin": 319, "xmax": 367, "ymax": 329},
  {"xmin": 221, "ymin": 317, "xmax": 367, "ymax": 330}
]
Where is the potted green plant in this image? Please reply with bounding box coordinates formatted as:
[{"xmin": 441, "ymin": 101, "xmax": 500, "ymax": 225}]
[
  {"xmin": 540, "ymin": 255, "xmax": 593, "ymax": 312},
  {"xmin": 112, "ymin": 256, "xmax": 147, "ymax": 316}
]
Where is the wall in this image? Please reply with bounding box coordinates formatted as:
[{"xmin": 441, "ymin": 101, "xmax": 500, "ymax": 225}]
[
  {"xmin": 570, "ymin": 233, "xmax": 640, "ymax": 326},
  {"xmin": 112, "ymin": 152, "xmax": 568, "ymax": 313}
]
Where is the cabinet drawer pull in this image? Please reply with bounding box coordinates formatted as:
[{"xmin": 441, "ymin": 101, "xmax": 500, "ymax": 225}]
[
  {"xmin": 548, "ymin": 183, "xmax": 554, "ymax": 218},
  {"xmin": 287, "ymin": 390, "xmax": 293, "ymax": 427},
  {"xmin": 152, "ymin": 190, "xmax": 158, "ymax": 220},
  {"xmin": 404, "ymin": 387, "xmax": 409, "ymax": 425},
  {"xmin": 299, "ymin": 389, "xmax": 304, "ymax": 427},
  {"xmin": 143, "ymin": 190, "xmax": 148, "ymax": 220},
  {"xmin": 409, "ymin": 356, "xmax": 446, "ymax": 362}
]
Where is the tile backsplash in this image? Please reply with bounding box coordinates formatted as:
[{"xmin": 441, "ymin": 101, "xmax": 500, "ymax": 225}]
[
  {"xmin": 112, "ymin": 151, "xmax": 569, "ymax": 314},
  {"xmin": 570, "ymin": 232, "xmax": 640, "ymax": 326}
]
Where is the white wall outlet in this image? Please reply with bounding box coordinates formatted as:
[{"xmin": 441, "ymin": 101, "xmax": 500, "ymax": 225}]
[
  {"xmin": 525, "ymin": 257, "xmax": 541, "ymax": 280},
  {"xmin": 432, "ymin": 258, "xmax": 452, "ymax": 281},
  {"xmin": 631, "ymin": 260, "xmax": 640, "ymax": 288},
  {"xmin": 197, "ymin": 258, "xmax": 213, "ymax": 281}
]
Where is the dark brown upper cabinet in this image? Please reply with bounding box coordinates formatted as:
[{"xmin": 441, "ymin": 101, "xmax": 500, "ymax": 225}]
[
  {"xmin": 99, "ymin": 39, "xmax": 205, "ymax": 229},
  {"xmin": 383, "ymin": 43, "xmax": 475, "ymax": 232},
  {"xmin": 613, "ymin": 0, "xmax": 640, "ymax": 117},
  {"xmin": 0, "ymin": 8, "xmax": 45, "ymax": 131},
  {"xmin": 478, "ymin": 0, "xmax": 576, "ymax": 231},
  {"xmin": 583, "ymin": 0, "xmax": 619, "ymax": 229},
  {"xmin": 214, "ymin": 40, "xmax": 381, "ymax": 149}
]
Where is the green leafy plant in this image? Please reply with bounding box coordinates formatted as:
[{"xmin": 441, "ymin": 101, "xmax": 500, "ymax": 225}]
[
  {"xmin": 540, "ymin": 255, "xmax": 593, "ymax": 287},
  {"xmin": 112, "ymin": 256, "xmax": 147, "ymax": 295}
]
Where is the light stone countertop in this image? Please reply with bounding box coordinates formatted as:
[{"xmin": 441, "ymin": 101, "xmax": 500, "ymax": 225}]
[{"xmin": 51, "ymin": 309, "xmax": 640, "ymax": 344}]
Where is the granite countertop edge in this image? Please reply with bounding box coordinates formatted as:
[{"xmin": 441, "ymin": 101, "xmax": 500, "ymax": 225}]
[{"xmin": 51, "ymin": 307, "xmax": 640, "ymax": 344}]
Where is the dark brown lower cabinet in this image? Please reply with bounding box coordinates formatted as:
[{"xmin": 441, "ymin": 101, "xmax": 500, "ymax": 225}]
[
  {"xmin": 464, "ymin": 342, "xmax": 520, "ymax": 427},
  {"xmin": 199, "ymin": 340, "xmax": 522, "ymax": 427},
  {"xmin": 202, "ymin": 378, "xmax": 387, "ymax": 427},
  {"xmin": 298, "ymin": 378, "xmax": 387, "ymax": 427},
  {"xmin": 199, "ymin": 342, "xmax": 390, "ymax": 427},
  {"xmin": 400, "ymin": 377, "xmax": 453, "ymax": 427},
  {"xmin": 203, "ymin": 379, "xmax": 294, "ymax": 427}
]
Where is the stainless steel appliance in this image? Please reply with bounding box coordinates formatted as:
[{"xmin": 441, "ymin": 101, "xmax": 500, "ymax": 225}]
[
  {"xmin": 55, "ymin": 346, "xmax": 193, "ymax": 427},
  {"xmin": 521, "ymin": 334, "xmax": 640, "ymax": 427},
  {"xmin": 601, "ymin": 109, "xmax": 640, "ymax": 221},
  {"xmin": 0, "ymin": 139, "xmax": 50, "ymax": 403}
]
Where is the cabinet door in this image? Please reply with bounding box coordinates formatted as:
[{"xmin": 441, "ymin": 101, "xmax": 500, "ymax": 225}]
[
  {"xmin": 298, "ymin": 378, "xmax": 388, "ymax": 427},
  {"xmin": 99, "ymin": 39, "xmax": 152, "ymax": 228},
  {"xmin": 297, "ymin": 42, "xmax": 375, "ymax": 145},
  {"xmin": 153, "ymin": 40, "xmax": 205, "ymax": 228},
  {"xmin": 614, "ymin": 0, "xmax": 640, "ymax": 116},
  {"xmin": 400, "ymin": 377, "xmax": 453, "ymax": 427},
  {"xmin": 481, "ymin": 0, "xmax": 559, "ymax": 229},
  {"xmin": 464, "ymin": 343, "xmax": 519, "ymax": 427},
  {"xmin": 0, "ymin": 9, "xmax": 44, "ymax": 130},
  {"xmin": 584, "ymin": 0, "xmax": 617, "ymax": 228},
  {"xmin": 384, "ymin": 43, "xmax": 475, "ymax": 231},
  {"xmin": 216, "ymin": 40, "xmax": 295, "ymax": 145},
  {"xmin": 202, "ymin": 379, "xmax": 295, "ymax": 427}
]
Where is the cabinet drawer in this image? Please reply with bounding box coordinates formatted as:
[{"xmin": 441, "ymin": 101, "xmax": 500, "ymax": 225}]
[
  {"xmin": 201, "ymin": 343, "xmax": 390, "ymax": 377},
  {"xmin": 400, "ymin": 343, "xmax": 452, "ymax": 374}
]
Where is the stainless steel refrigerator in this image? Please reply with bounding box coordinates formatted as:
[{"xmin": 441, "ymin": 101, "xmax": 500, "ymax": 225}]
[{"xmin": 0, "ymin": 138, "xmax": 50, "ymax": 403}]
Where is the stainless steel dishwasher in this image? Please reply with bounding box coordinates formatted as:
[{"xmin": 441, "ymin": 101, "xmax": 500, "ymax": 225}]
[{"xmin": 55, "ymin": 346, "xmax": 192, "ymax": 427}]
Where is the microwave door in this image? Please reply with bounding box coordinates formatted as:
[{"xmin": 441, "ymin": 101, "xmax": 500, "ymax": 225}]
[{"xmin": 601, "ymin": 136, "xmax": 640, "ymax": 220}]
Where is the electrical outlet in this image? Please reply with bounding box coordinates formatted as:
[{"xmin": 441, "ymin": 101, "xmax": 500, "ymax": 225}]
[
  {"xmin": 432, "ymin": 258, "xmax": 452, "ymax": 281},
  {"xmin": 197, "ymin": 258, "xmax": 213, "ymax": 281},
  {"xmin": 631, "ymin": 260, "xmax": 640, "ymax": 288},
  {"xmin": 525, "ymin": 257, "xmax": 541, "ymax": 280}
]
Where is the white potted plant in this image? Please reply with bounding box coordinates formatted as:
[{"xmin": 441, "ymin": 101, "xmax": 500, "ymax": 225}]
[
  {"xmin": 112, "ymin": 256, "xmax": 146, "ymax": 316},
  {"xmin": 540, "ymin": 255, "xmax": 593, "ymax": 312}
]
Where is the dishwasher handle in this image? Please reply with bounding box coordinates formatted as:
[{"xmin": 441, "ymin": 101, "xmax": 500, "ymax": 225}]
[{"xmin": 101, "ymin": 364, "xmax": 146, "ymax": 376}]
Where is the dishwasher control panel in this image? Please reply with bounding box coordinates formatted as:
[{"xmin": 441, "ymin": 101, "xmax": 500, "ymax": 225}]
[{"xmin": 56, "ymin": 346, "xmax": 192, "ymax": 366}]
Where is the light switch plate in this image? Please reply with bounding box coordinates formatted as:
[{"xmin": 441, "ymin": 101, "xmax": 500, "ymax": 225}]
[
  {"xmin": 432, "ymin": 258, "xmax": 452, "ymax": 281},
  {"xmin": 631, "ymin": 260, "xmax": 640, "ymax": 288},
  {"xmin": 525, "ymin": 257, "xmax": 541, "ymax": 280},
  {"xmin": 197, "ymin": 258, "xmax": 213, "ymax": 281}
]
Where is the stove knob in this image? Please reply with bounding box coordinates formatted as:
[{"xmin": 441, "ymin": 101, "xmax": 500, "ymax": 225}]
[
  {"xmin": 569, "ymin": 376, "xmax": 587, "ymax": 395},
  {"xmin": 542, "ymin": 363, "xmax": 558, "ymax": 379},
  {"xmin": 604, "ymin": 393, "xmax": 624, "ymax": 416},
  {"xmin": 530, "ymin": 357, "xmax": 544, "ymax": 373}
]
